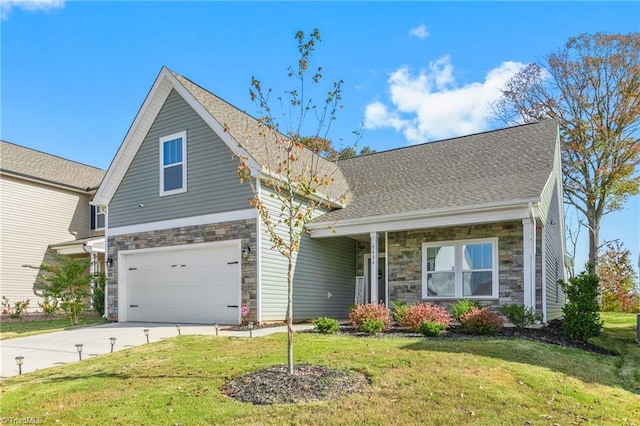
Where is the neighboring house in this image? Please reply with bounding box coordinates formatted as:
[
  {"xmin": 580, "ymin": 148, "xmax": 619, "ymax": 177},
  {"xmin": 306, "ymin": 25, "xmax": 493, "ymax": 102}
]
[
  {"xmin": 93, "ymin": 67, "xmax": 567, "ymax": 325},
  {"xmin": 0, "ymin": 141, "xmax": 106, "ymax": 311}
]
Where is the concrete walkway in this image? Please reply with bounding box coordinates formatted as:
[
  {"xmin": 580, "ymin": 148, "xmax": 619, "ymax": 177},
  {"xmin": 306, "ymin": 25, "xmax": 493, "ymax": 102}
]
[{"xmin": 1, "ymin": 322, "xmax": 313, "ymax": 378}]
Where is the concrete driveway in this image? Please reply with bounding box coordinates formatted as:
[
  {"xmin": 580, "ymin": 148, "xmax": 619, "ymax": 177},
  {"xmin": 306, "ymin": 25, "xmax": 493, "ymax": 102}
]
[{"xmin": 1, "ymin": 322, "xmax": 312, "ymax": 378}]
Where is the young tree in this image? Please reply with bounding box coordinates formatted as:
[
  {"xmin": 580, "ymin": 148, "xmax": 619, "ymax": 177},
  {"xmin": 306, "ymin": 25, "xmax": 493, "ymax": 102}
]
[
  {"xmin": 235, "ymin": 29, "xmax": 352, "ymax": 374},
  {"xmin": 26, "ymin": 254, "xmax": 92, "ymax": 325},
  {"xmin": 493, "ymin": 33, "xmax": 640, "ymax": 269},
  {"xmin": 598, "ymin": 241, "xmax": 640, "ymax": 312}
]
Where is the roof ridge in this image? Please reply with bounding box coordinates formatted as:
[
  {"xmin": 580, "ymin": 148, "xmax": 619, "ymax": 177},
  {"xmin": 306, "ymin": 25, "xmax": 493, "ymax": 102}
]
[{"xmin": 337, "ymin": 119, "xmax": 557, "ymax": 162}]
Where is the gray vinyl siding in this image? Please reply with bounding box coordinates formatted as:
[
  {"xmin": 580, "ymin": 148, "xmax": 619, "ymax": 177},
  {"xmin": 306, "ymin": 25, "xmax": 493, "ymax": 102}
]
[
  {"xmin": 539, "ymin": 136, "xmax": 566, "ymax": 321},
  {"xmin": 109, "ymin": 89, "xmax": 253, "ymax": 228},
  {"xmin": 543, "ymin": 177, "xmax": 566, "ymax": 320},
  {"xmin": 259, "ymin": 185, "xmax": 356, "ymax": 321}
]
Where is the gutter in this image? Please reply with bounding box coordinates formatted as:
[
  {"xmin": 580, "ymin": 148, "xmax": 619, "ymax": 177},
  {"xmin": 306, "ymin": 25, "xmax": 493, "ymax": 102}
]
[{"xmin": 307, "ymin": 197, "xmax": 540, "ymax": 230}]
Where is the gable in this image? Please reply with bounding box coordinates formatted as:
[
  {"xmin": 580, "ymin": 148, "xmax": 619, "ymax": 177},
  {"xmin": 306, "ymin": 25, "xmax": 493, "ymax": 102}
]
[{"xmin": 109, "ymin": 89, "xmax": 253, "ymax": 228}]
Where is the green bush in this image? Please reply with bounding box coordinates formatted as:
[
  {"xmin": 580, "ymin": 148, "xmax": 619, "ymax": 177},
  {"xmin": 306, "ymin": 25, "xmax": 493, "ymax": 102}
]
[
  {"xmin": 418, "ymin": 321, "xmax": 447, "ymax": 337},
  {"xmin": 460, "ymin": 307, "xmax": 504, "ymax": 335},
  {"xmin": 499, "ymin": 304, "xmax": 541, "ymax": 329},
  {"xmin": 312, "ymin": 317, "xmax": 340, "ymax": 334},
  {"xmin": 450, "ymin": 299, "xmax": 483, "ymax": 321},
  {"xmin": 360, "ymin": 318, "xmax": 385, "ymax": 334},
  {"xmin": 558, "ymin": 266, "xmax": 603, "ymax": 342},
  {"xmin": 391, "ymin": 301, "xmax": 409, "ymax": 323},
  {"xmin": 92, "ymin": 272, "xmax": 106, "ymax": 316}
]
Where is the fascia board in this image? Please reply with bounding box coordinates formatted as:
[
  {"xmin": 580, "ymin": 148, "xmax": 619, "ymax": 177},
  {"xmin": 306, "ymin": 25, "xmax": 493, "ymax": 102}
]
[{"xmin": 309, "ymin": 201, "xmax": 539, "ymax": 238}]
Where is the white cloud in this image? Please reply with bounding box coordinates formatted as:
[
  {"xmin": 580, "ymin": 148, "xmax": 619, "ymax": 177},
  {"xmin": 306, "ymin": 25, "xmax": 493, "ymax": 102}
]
[
  {"xmin": 1, "ymin": 0, "xmax": 64, "ymax": 20},
  {"xmin": 409, "ymin": 25, "xmax": 429, "ymax": 40},
  {"xmin": 365, "ymin": 56, "xmax": 525, "ymax": 143}
]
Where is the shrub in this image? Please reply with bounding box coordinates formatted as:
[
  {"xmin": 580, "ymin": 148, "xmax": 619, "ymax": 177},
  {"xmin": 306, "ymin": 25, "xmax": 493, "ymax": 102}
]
[
  {"xmin": 391, "ymin": 300, "xmax": 409, "ymax": 323},
  {"xmin": 38, "ymin": 296, "xmax": 59, "ymax": 315},
  {"xmin": 1, "ymin": 296, "xmax": 30, "ymax": 318},
  {"xmin": 460, "ymin": 307, "xmax": 504, "ymax": 335},
  {"xmin": 313, "ymin": 317, "xmax": 340, "ymax": 334},
  {"xmin": 559, "ymin": 266, "xmax": 603, "ymax": 342},
  {"xmin": 360, "ymin": 318, "xmax": 385, "ymax": 334},
  {"xmin": 450, "ymin": 299, "xmax": 483, "ymax": 321},
  {"xmin": 91, "ymin": 272, "xmax": 106, "ymax": 316},
  {"xmin": 348, "ymin": 303, "xmax": 392, "ymax": 332},
  {"xmin": 400, "ymin": 303, "xmax": 452, "ymax": 331},
  {"xmin": 418, "ymin": 321, "xmax": 447, "ymax": 337},
  {"xmin": 499, "ymin": 304, "xmax": 541, "ymax": 329}
]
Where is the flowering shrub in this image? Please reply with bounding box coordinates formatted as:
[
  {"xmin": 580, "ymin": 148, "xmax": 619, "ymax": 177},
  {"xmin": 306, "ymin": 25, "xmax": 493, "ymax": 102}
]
[
  {"xmin": 450, "ymin": 299, "xmax": 483, "ymax": 321},
  {"xmin": 348, "ymin": 303, "xmax": 392, "ymax": 332},
  {"xmin": 459, "ymin": 307, "xmax": 504, "ymax": 335},
  {"xmin": 400, "ymin": 303, "xmax": 452, "ymax": 331},
  {"xmin": 418, "ymin": 321, "xmax": 447, "ymax": 337}
]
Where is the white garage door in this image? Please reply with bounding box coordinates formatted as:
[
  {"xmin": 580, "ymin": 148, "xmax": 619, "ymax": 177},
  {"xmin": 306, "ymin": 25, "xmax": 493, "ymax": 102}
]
[{"xmin": 124, "ymin": 242, "xmax": 241, "ymax": 324}]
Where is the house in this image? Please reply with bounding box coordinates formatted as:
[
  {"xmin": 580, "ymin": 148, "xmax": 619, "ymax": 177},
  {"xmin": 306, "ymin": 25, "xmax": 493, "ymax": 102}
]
[
  {"xmin": 93, "ymin": 67, "xmax": 567, "ymax": 325},
  {"xmin": 0, "ymin": 141, "xmax": 106, "ymax": 311}
]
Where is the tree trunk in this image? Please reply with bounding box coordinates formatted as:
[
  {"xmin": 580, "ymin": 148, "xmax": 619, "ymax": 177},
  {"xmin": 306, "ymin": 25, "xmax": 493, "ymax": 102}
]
[
  {"xmin": 587, "ymin": 214, "xmax": 600, "ymax": 275},
  {"xmin": 287, "ymin": 253, "xmax": 294, "ymax": 375}
]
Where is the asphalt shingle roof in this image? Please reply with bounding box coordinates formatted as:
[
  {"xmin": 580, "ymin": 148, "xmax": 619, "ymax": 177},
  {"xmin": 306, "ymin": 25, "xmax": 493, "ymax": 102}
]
[
  {"xmin": 170, "ymin": 70, "xmax": 352, "ymax": 203},
  {"xmin": 0, "ymin": 141, "xmax": 105, "ymax": 191},
  {"xmin": 314, "ymin": 119, "xmax": 558, "ymax": 223}
]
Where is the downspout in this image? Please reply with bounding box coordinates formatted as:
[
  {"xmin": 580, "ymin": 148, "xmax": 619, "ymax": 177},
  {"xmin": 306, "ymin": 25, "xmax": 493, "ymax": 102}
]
[
  {"xmin": 541, "ymin": 227, "xmax": 547, "ymax": 324},
  {"xmin": 104, "ymin": 206, "xmax": 109, "ymax": 320},
  {"xmin": 82, "ymin": 242, "xmax": 95, "ymax": 310},
  {"xmin": 528, "ymin": 202, "xmax": 537, "ymax": 315}
]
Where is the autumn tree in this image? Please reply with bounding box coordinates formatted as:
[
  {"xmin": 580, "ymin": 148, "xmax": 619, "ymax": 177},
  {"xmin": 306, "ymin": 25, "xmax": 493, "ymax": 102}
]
[
  {"xmin": 236, "ymin": 29, "xmax": 352, "ymax": 374},
  {"xmin": 598, "ymin": 241, "xmax": 640, "ymax": 312},
  {"xmin": 492, "ymin": 33, "xmax": 640, "ymax": 269},
  {"xmin": 299, "ymin": 136, "xmax": 374, "ymax": 160}
]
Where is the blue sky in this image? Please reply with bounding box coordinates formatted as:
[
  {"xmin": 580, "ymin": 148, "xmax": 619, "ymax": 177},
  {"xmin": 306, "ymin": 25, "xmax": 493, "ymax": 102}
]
[{"xmin": 2, "ymin": 1, "xmax": 639, "ymax": 271}]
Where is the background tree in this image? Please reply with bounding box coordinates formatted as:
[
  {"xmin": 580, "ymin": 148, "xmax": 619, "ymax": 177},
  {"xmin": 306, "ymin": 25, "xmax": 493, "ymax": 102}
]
[
  {"xmin": 236, "ymin": 29, "xmax": 353, "ymax": 374},
  {"xmin": 299, "ymin": 136, "xmax": 374, "ymax": 160},
  {"xmin": 26, "ymin": 254, "xmax": 92, "ymax": 325},
  {"xmin": 493, "ymin": 33, "xmax": 640, "ymax": 269},
  {"xmin": 598, "ymin": 241, "xmax": 640, "ymax": 312}
]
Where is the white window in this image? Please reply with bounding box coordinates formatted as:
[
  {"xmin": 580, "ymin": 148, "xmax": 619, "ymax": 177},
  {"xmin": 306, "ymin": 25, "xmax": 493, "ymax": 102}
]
[
  {"xmin": 95, "ymin": 206, "xmax": 106, "ymax": 229},
  {"xmin": 159, "ymin": 131, "xmax": 187, "ymax": 196},
  {"xmin": 422, "ymin": 238, "xmax": 498, "ymax": 299}
]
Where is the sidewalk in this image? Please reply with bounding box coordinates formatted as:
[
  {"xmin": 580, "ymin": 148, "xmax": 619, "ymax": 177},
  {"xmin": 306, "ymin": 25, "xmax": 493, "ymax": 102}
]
[{"xmin": 1, "ymin": 322, "xmax": 313, "ymax": 378}]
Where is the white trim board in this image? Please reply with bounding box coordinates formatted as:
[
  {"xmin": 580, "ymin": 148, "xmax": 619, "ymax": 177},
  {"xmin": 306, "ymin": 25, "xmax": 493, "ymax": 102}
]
[{"xmin": 109, "ymin": 209, "xmax": 257, "ymax": 236}]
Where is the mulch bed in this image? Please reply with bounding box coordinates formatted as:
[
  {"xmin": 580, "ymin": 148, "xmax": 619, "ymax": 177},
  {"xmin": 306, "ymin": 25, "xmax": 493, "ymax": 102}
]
[
  {"xmin": 222, "ymin": 364, "xmax": 370, "ymax": 405},
  {"xmin": 330, "ymin": 319, "xmax": 616, "ymax": 356}
]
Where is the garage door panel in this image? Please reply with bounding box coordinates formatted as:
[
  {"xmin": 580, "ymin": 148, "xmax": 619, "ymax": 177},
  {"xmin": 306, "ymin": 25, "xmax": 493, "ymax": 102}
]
[{"xmin": 124, "ymin": 243, "xmax": 241, "ymax": 324}]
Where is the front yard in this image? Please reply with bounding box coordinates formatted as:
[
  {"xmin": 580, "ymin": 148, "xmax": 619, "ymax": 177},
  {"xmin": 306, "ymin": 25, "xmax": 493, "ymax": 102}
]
[
  {"xmin": 0, "ymin": 314, "xmax": 105, "ymax": 340},
  {"xmin": 0, "ymin": 313, "xmax": 638, "ymax": 425}
]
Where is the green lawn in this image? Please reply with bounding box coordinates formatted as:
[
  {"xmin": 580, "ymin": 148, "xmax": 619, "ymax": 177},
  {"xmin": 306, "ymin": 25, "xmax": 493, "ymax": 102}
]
[
  {"xmin": 0, "ymin": 315, "xmax": 106, "ymax": 340},
  {"xmin": 1, "ymin": 314, "xmax": 638, "ymax": 425}
]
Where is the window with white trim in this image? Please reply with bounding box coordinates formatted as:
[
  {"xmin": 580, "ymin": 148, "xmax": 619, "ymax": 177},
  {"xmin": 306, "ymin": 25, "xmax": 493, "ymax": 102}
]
[
  {"xmin": 160, "ymin": 131, "xmax": 187, "ymax": 196},
  {"xmin": 422, "ymin": 238, "xmax": 498, "ymax": 299},
  {"xmin": 95, "ymin": 206, "xmax": 106, "ymax": 229}
]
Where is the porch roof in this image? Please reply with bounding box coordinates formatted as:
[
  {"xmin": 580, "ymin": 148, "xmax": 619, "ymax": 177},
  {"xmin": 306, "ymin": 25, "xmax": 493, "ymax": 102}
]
[{"xmin": 311, "ymin": 119, "xmax": 558, "ymax": 226}]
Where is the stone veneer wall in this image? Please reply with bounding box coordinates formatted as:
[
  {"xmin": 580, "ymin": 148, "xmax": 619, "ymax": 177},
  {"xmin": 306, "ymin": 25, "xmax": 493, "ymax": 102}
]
[
  {"xmin": 357, "ymin": 221, "xmax": 543, "ymax": 311},
  {"xmin": 106, "ymin": 218, "xmax": 257, "ymax": 322}
]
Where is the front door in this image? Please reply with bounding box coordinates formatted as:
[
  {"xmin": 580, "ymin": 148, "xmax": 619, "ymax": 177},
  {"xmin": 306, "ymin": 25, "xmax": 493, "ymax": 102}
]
[{"xmin": 365, "ymin": 255, "xmax": 386, "ymax": 305}]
